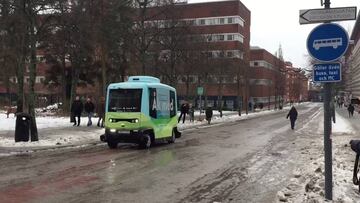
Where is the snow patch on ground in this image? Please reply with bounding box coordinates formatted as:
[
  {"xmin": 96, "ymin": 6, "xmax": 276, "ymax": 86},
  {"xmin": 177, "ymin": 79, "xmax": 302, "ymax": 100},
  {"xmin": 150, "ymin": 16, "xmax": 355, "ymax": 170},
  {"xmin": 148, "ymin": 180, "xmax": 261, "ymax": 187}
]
[
  {"xmin": 275, "ymin": 109, "xmax": 360, "ymax": 203},
  {"xmin": 0, "ymin": 115, "xmax": 72, "ymax": 131},
  {"xmin": 333, "ymin": 112, "xmax": 356, "ymax": 134},
  {"xmin": 0, "ymin": 129, "xmax": 103, "ymax": 148}
]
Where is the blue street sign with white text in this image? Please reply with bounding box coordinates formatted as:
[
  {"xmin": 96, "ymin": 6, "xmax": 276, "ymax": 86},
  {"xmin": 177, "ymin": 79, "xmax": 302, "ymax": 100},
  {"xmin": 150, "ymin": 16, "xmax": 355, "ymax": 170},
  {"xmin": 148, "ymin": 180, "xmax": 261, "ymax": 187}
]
[
  {"xmin": 313, "ymin": 63, "xmax": 341, "ymax": 82},
  {"xmin": 307, "ymin": 23, "xmax": 349, "ymax": 62}
]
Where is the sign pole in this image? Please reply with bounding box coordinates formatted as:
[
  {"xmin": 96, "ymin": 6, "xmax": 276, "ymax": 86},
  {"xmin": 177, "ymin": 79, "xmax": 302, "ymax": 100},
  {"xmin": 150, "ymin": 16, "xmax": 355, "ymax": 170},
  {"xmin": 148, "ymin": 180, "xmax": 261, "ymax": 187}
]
[{"xmin": 323, "ymin": 0, "xmax": 333, "ymax": 200}]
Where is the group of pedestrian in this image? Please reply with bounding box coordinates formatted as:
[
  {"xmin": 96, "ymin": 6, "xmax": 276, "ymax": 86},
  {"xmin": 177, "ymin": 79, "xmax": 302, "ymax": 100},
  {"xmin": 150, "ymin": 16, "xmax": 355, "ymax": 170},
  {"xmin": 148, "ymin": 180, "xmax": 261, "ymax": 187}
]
[
  {"xmin": 70, "ymin": 96, "xmax": 105, "ymax": 127},
  {"xmin": 178, "ymin": 101, "xmax": 215, "ymax": 124}
]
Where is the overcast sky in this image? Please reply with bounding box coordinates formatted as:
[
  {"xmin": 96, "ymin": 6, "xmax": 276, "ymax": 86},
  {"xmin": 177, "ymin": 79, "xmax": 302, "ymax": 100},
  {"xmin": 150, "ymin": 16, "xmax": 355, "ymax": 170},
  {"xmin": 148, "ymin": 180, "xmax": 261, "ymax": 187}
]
[{"xmin": 189, "ymin": 0, "xmax": 360, "ymax": 68}]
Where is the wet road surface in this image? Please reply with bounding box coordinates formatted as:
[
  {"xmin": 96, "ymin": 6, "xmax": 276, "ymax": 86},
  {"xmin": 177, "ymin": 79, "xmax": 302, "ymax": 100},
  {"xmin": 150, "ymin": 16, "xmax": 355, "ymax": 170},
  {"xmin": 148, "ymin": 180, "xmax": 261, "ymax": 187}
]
[{"xmin": 0, "ymin": 103, "xmax": 322, "ymax": 203}]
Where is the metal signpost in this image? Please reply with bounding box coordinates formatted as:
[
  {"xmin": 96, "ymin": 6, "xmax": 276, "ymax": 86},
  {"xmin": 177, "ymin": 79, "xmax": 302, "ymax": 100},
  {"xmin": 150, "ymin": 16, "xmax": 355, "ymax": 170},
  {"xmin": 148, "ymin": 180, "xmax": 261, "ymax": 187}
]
[
  {"xmin": 300, "ymin": 7, "xmax": 357, "ymax": 24},
  {"xmin": 301, "ymin": 0, "xmax": 355, "ymax": 200}
]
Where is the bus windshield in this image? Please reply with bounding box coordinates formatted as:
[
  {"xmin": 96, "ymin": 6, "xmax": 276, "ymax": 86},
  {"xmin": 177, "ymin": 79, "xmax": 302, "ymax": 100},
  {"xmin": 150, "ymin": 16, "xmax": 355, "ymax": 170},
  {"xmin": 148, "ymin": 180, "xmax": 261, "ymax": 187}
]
[{"xmin": 108, "ymin": 89, "xmax": 142, "ymax": 112}]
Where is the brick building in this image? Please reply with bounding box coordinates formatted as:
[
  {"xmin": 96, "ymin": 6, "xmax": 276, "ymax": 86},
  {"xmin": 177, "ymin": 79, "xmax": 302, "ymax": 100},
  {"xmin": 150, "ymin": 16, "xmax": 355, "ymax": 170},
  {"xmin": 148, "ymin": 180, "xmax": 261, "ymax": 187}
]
[
  {"xmin": 249, "ymin": 46, "xmax": 286, "ymax": 108},
  {"xmin": 284, "ymin": 62, "xmax": 309, "ymax": 103},
  {"xmin": 144, "ymin": 0, "xmax": 251, "ymax": 110}
]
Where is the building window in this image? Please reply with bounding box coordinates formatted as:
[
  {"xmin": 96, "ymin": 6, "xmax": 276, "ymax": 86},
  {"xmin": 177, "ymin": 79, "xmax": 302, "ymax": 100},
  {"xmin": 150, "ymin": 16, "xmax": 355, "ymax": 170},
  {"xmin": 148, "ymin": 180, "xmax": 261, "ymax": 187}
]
[
  {"xmin": 207, "ymin": 52, "xmax": 213, "ymax": 58},
  {"xmin": 227, "ymin": 35, "xmax": 233, "ymax": 41},
  {"xmin": 254, "ymin": 62, "xmax": 259, "ymax": 66},
  {"xmin": 228, "ymin": 17, "xmax": 233, "ymax": 24},
  {"xmin": 219, "ymin": 35, "xmax": 224, "ymax": 41},
  {"xmin": 11, "ymin": 77, "xmax": 17, "ymax": 83},
  {"xmin": 227, "ymin": 51, "xmax": 233, "ymax": 58},
  {"xmin": 219, "ymin": 51, "xmax": 225, "ymax": 58},
  {"xmin": 200, "ymin": 19, "xmax": 205, "ymax": 25},
  {"xmin": 219, "ymin": 18, "xmax": 225, "ymax": 24}
]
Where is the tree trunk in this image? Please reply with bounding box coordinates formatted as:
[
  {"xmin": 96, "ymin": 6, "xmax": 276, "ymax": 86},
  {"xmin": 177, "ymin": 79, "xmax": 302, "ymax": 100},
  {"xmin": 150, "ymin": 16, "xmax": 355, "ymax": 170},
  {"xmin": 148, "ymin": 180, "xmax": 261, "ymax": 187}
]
[
  {"xmin": 217, "ymin": 77, "xmax": 223, "ymax": 117},
  {"xmin": 70, "ymin": 64, "xmax": 80, "ymax": 108},
  {"xmin": 61, "ymin": 53, "xmax": 69, "ymax": 112},
  {"xmin": 185, "ymin": 73, "xmax": 190, "ymax": 101},
  {"xmin": 16, "ymin": 45, "xmax": 25, "ymax": 113},
  {"xmin": 237, "ymin": 76, "xmax": 241, "ymax": 116},
  {"xmin": 28, "ymin": 15, "xmax": 38, "ymax": 141},
  {"xmin": 101, "ymin": 44, "xmax": 107, "ymax": 97}
]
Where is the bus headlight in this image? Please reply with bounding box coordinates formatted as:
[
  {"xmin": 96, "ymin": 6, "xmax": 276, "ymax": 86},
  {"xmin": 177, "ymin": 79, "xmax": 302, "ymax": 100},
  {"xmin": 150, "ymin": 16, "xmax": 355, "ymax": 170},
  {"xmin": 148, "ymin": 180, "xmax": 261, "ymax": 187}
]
[
  {"xmin": 109, "ymin": 118, "xmax": 113, "ymax": 123},
  {"xmin": 110, "ymin": 129, "xmax": 116, "ymax": 133},
  {"xmin": 134, "ymin": 119, "xmax": 139, "ymax": 123}
]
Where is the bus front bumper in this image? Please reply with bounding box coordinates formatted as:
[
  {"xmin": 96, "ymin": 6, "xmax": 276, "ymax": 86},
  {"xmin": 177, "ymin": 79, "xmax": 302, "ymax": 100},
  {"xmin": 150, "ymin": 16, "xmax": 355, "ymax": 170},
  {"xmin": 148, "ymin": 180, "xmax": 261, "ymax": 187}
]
[{"xmin": 104, "ymin": 128, "xmax": 144, "ymax": 143}]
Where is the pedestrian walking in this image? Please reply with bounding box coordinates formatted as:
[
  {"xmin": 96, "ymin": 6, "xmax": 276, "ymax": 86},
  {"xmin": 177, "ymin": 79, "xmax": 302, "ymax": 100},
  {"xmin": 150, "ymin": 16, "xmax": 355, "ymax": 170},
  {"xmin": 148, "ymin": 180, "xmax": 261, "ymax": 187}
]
[
  {"xmin": 205, "ymin": 106, "xmax": 213, "ymax": 124},
  {"xmin": 178, "ymin": 102, "xmax": 189, "ymax": 123},
  {"xmin": 348, "ymin": 103, "xmax": 355, "ymax": 117},
  {"xmin": 286, "ymin": 106, "xmax": 298, "ymax": 130},
  {"xmin": 71, "ymin": 96, "xmax": 83, "ymax": 126},
  {"xmin": 97, "ymin": 97, "xmax": 105, "ymax": 127},
  {"xmin": 84, "ymin": 97, "xmax": 95, "ymax": 126},
  {"xmin": 189, "ymin": 103, "xmax": 195, "ymax": 122}
]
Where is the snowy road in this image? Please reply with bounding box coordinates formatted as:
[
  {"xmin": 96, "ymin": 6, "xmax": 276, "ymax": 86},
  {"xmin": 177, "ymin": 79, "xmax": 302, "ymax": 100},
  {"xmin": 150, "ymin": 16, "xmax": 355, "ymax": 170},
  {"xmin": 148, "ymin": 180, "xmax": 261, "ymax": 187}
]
[{"xmin": 0, "ymin": 103, "xmax": 353, "ymax": 202}]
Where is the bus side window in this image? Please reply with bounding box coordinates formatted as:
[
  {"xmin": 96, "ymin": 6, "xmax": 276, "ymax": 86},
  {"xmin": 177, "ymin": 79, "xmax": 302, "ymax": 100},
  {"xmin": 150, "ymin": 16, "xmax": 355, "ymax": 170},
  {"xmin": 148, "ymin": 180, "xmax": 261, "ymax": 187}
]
[
  {"xmin": 149, "ymin": 88, "xmax": 157, "ymax": 118},
  {"xmin": 170, "ymin": 91, "xmax": 176, "ymax": 117}
]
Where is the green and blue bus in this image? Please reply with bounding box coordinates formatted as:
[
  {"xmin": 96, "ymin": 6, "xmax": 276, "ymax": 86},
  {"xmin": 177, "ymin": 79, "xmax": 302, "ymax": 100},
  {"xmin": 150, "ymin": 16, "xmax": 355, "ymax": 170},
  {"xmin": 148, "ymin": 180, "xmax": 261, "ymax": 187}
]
[{"xmin": 103, "ymin": 76, "xmax": 181, "ymax": 149}]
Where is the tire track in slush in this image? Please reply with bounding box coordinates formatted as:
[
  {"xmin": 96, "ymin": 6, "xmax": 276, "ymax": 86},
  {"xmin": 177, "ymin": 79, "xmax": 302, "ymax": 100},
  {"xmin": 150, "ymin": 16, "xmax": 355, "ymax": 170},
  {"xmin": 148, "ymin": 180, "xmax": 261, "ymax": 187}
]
[{"xmin": 176, "ymin": 104, "xmax": 322, "ymax": 203}]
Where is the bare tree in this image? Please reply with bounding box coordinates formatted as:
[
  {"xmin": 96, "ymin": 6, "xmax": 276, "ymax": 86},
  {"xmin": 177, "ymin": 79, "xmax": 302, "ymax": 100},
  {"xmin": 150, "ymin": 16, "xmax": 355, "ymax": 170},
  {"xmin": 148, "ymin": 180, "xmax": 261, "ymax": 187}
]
[{"xmin": 131, "ymin": 0, "xmax": 167, "ymax": 75}]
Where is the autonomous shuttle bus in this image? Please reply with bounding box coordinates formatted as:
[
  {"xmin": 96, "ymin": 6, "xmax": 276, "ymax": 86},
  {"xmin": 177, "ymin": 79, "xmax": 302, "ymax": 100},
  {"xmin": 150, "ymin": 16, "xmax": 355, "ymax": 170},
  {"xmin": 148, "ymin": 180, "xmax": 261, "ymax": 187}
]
[{"xmin": 103, "ymin": 76, "xmax": 181, "ymax": 149}]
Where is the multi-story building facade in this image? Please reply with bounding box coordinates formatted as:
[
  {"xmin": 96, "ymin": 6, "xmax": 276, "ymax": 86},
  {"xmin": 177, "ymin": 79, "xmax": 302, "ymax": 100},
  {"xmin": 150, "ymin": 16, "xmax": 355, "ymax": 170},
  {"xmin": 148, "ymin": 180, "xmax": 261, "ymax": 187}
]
[
  {"xmin": 344, "ymin": 13, "xmax": 360, "ymax": 97},
  {"xmin": 284, "ymin": 62, "xmax": 309, "ymax": 103},
  {"xmin": 144, "ymin": 0, "xmax": 251, "ymax": 110},
  {"xmin": 249, "ymin": 47, "xmax": 286, "ymax": 108}
]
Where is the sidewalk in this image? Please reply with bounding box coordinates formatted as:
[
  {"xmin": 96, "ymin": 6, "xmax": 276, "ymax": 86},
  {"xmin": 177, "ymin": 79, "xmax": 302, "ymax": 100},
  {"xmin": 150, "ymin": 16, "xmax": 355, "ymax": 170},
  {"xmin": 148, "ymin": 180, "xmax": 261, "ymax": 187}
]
[{"xmin": 335, "ymin": 105, "xmax": 360, "ymax": 131}]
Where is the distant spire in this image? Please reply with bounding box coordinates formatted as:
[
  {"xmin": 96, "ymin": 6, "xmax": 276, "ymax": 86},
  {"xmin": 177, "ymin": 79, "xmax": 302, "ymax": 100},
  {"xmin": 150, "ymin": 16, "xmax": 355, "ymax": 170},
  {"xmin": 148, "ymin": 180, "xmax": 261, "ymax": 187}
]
[{"xmin": 278, "ymin": 44, "xmax": 284, "ymax": 61}]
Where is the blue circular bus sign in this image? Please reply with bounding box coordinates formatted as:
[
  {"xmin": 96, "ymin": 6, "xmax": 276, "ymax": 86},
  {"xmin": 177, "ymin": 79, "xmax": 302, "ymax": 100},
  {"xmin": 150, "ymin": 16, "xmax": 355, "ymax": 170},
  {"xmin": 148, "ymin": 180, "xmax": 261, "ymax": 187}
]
[{"xmin": 307, "ymin": 23, "xmax": 349, "ymax": 62}]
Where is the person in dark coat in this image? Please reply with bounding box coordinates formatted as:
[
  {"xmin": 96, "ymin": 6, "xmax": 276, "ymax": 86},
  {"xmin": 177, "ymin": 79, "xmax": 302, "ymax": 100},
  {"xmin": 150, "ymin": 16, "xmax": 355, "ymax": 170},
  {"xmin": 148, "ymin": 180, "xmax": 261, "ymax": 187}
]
[
  {"xmin": 71, "ymin": 96, "xmax": 83, "ymax": 126},
  {"xmin": 178, "ymin": 102, "xmax": 189, "ymax": 123},
  {"xmin": 97, "ymin": 97, "xmax": 105, "ymax": 127},
  {"xmin": 286, "ymin": 106, "xmax": 298, "ymax": 130},
  {"xmin": 84, "ymin": 97, "xmax": 95, "ymax": 126},
  {"xmin": 205, "ymin": 106, "xmax": 213, "ymax": 124},
  {"xmin": 348, "ymin": 104, "xmax": 355, "ymax": 117},
  {"xmin": 189, "ymin": 103, "xmax": 195, "ymax": 122}
]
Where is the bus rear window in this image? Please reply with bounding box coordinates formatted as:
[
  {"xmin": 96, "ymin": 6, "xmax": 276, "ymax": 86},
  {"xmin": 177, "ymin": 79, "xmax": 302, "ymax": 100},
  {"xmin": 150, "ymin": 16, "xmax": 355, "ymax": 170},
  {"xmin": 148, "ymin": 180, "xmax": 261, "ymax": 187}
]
[{"xmin": 108, "ymin": 89, "xmax": 142, "ymax": 112}]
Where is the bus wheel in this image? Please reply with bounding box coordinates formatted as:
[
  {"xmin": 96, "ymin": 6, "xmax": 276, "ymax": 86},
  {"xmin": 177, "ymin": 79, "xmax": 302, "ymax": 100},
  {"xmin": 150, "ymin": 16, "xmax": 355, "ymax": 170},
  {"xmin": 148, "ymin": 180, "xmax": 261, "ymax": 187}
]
[
  {"xmin": 168, "ymin": 130, "xmax": 175, "ymax": 144},
  {"xmin": 140, "ymin": 133, "xmax": 152, "ymax": 149},
  {"xmin": 107, "ymin": 139, "xmax": 118, "ymax": 149}
]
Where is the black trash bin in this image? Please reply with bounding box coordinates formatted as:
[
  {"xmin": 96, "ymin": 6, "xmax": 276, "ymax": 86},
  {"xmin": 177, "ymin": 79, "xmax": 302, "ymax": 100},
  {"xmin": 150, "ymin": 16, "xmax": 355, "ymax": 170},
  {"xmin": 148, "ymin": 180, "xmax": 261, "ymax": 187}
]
[{"xmin": 15, "ymin": 113, "xmax": 31, "ymax": 142}]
